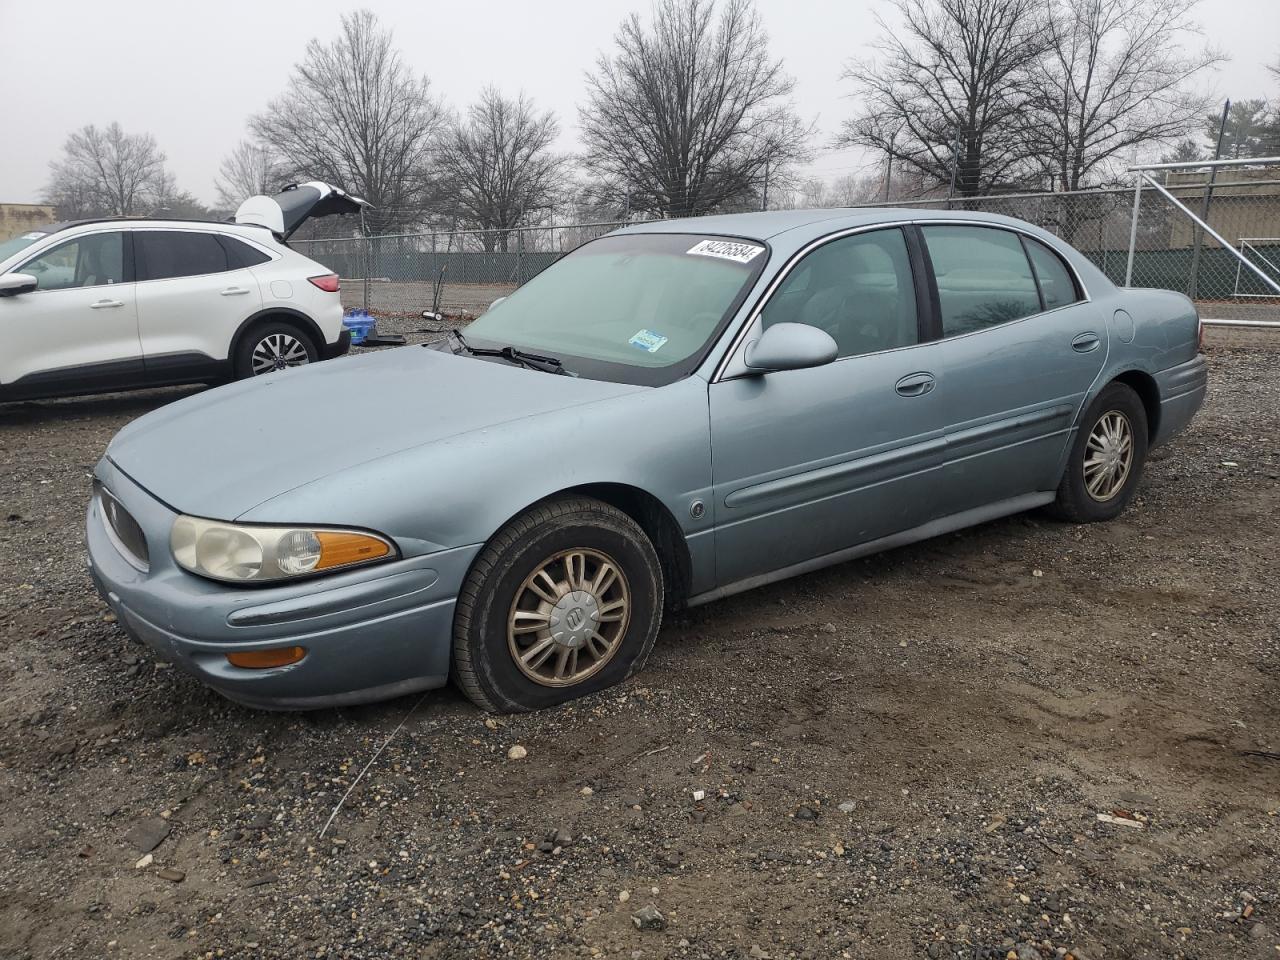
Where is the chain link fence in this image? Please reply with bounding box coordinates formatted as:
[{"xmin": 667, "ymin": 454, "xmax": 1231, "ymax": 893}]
[
  {"xmin": 858, "ymin": 166, "xmax": 1280, "ymax": 325},
  {"xmin": 294, "ymin": 164, "xmax": 1280, "ymax": 327},
  {"xmin": 293, "ymin": 220, "xmax": 632, "ymax": 318}
]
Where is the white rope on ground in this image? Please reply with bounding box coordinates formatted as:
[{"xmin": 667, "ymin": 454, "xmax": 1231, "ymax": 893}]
[{"xmin": 318, "ymin": 692, "xmax": 429, "ymax": 840}]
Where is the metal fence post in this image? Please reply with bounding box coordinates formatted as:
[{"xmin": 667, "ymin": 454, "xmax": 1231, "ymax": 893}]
[
  {"xmin": 515, "ymin": 227, "xmax": 523, "ymax": 286},
  {"xmin": 363, "ymin": 235, "xmax": 371, "ymax": 313},
  {"xmin": 1125, "ymin": 174, "xmax": 1143, "ymax": 288},
  {"xmin": 1188, "ymin": 100, "xmax": 1231, "ymax": 299}
]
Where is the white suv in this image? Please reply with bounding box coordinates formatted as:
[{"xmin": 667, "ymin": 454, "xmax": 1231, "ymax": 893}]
[{"xmin": 0, "ymin": 182, "xmax": 365, "ymax": 402}]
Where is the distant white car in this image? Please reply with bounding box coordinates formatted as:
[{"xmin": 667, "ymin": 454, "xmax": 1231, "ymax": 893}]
[{"xmin": 0, "ymin": 182, "xmax": 367, "ymax": 402}]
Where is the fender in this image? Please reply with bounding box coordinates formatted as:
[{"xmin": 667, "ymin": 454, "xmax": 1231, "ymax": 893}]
[{"xmin": 229, "ymin": 307, "xmax": 330, "ymax": 359}]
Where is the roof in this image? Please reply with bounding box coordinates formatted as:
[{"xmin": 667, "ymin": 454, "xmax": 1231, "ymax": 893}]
[
  {"xmin": 621, "ymin": 206, "xmax": 1047, "ymax": 244},
  {"xmin": 26, "ymin": 217, "xmax": 265, "ymax": 236}
]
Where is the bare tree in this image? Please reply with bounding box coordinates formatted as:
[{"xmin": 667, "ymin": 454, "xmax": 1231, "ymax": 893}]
[
  {"xmin": 215, "ymin": 141, "xmax": 290, "ymax": 210},
  {"xmin": 434, "ymin": 89, "xmax": 569, "ymax": 251},
  {"xmin": 43, "ymin": 122, "xmax": 169, "ymax": 218},
  {"xmin": 1027, "ymin": 0, "xmax": 1220, "ymax": 191},
  {"xmin": 250, "ymin": 9, "xmax": 445, "ymax": 233},
  {"xmin": 143, "ymin": 171, "xmax": 215, "ymax": 220},
  {"xmin": 579, "ymin": 0, "xmax": 811, "ymax": 219},
  {"xmin": 771, "ymin": 173, "xmax": 887, "ymax": 210},
  {"xmin": 840, "ymin": 0, "xmax": 1049, "ymax": 197}
]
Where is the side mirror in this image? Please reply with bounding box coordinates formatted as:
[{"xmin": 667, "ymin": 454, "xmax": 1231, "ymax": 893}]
[
  {"xmin": 0, "ymin": 273, "xmax": 37, "ymax": 297},
  {"xmin": 743, "ymin": 322, "xmax": 838, "ymax": 374}
]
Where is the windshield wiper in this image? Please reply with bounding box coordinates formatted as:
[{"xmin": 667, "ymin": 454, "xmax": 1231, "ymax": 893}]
[{"xmin": 447, "ymin": 330, "xmax": 573, "ymax": 376}]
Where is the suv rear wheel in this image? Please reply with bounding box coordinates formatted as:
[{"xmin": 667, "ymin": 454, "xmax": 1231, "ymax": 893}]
[{"xmin": 234, "ymin": 321, "xmax": 318, "ymax": 379}]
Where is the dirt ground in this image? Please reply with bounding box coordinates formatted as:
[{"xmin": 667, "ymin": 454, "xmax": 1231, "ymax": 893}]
[{"xmin": 0, "ymin": 330, "xmax": 1277, "ymax": 960}]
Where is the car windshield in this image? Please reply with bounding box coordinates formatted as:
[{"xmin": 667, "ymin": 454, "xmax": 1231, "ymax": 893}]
[
  {"xmin": 461, "ymin": 232, "xmax": 768, "ymax": 385},
  {"xmin": 0, "ymin": 229, "xmax": 51, "ymax": 265}
]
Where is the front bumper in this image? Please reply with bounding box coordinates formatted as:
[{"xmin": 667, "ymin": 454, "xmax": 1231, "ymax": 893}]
[{"xmin": 87, "ymin": 458, "xmax": 479, "ymax": 710}]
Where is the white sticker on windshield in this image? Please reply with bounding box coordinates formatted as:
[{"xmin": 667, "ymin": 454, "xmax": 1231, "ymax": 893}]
[
  {"xmin": 686, "ymin": 239, "xmax": 764, "ymax": 264},
  {"xmin": 20, "ymin": 232, "xmax": 45, "ymax": 240},
  {"xmin": 629, "ymin": 329, "xmax": 668, "ymax": 353}
]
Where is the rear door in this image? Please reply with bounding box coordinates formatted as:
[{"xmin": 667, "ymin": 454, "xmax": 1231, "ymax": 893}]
[
  {"xmin": 133, "ymin": 229, "xmax": 263, "ymax": 379},
  {"xmin": 917, "ymin": 224, "xmax": 1107, "ymax": 515},
  {"xmin": 0, "ymin": 229, "xmax": 142, "ymax": 395}
]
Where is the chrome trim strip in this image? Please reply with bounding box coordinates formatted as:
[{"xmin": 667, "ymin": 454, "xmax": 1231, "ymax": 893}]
[{"xmin": 710, "ymin": 217, "xmax": 1093, "ymax": 383}]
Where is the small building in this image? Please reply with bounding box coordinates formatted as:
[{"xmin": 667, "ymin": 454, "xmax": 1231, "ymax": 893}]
[
  {"xmin": 1164, "ymin": 166, "xmax": 1280, "ymax": 249},
  {"xmin": 0, "ymin": 203, "xmax": 58, "ymax": 239}
]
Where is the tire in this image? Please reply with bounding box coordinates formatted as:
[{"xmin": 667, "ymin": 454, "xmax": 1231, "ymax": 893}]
[
  {"xmin": 232, "ymin": 321, "xmax": 318, "ymax": 380},
  {"xmin": 1049, "ymin": 382, "xmax": 1149, "ymax": 523},
  {"xmin": 452, "ymin": 496, "xmax": 664, "ymax": 713}
]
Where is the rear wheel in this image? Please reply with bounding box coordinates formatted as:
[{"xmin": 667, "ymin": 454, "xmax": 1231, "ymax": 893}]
[
  {"xmin": 233, "ymin": 321, "xmax": 318, "ymax": 379},
  {"xmin": 452, "ymin": 497, "xmax": 664, "ymax": 713},
  {"xmin": 1050, "ymin": 382, "xmax": 1148, "ymax": 522}
]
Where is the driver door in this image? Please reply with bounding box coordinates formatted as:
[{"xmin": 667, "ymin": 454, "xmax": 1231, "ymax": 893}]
[
  {"xmin": 0, "ymin": 229, "xmax": 142, "ymax": 395},
  {"xmin": 708, "ymin": 227, "xmax": 954, "ymax": 586}
]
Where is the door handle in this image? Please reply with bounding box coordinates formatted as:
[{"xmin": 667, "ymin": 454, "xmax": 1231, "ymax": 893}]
[
  {"xmin": 895, "ymin": 372, "xmax": 936, "ymax": 397},
  {"xmin": 1071, "ymin": 332, "xmax": 1101, "ymax": 353},
  {"xmin": 220, "ymin": 287, "xmax": 250, "ymax": 296},
  {"xmin": 89, "ymin": 299, "xmax": 124, "ymax": 309}
]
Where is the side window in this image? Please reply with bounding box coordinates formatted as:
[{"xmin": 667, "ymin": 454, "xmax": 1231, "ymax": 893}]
[
  {"xmin": 218, "ymin": 235, "xmax": 272, "ymax": 268},
  {"xmin": 1024, "ymin": 237, "xmax": 1080, "ymax": 310},
  {"xmin": 20, "ymin": 232, "xmax": 125, "ymax": 291},
  {"xmin": 136, "ymin": 231, "xmax": 230, "ymax": 281},
  {"xmin": 923, "ymin": 226, "xmax": 1041, "ymax": 336},
  {"xmin": 761, "ymin": 228, "xmax": 919, "ymax": 358}
]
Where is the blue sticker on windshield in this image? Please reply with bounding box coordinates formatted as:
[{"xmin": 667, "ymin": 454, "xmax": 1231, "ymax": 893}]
[{"xmin": 629, "ymin": 329, "xmax": 668, "ymax": 353}]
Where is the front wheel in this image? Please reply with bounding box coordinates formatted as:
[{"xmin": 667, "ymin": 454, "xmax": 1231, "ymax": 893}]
[
  {"xmin": 452, "ymin": 497, "xmax": 664, "ymax": 713},
  {"xmin": 233, "ymin": 321, "xmax": 318, "ymax": 379},
  {"xmin": 1050, "ymin": 382, "xmax": 1149, "ymax": 522}
]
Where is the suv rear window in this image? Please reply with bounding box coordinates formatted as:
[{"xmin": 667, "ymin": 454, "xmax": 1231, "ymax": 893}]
[
  {"xmin": 218, "ymin": 235, "xmax": 272, "ymax": 268},
  {"xmin": 136, "ymin": 231, "xmax": 230, "ymax": 281}
]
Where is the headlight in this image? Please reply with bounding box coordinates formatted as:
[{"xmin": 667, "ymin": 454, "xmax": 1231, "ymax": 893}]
[{"xmin": 171, "ymin": 516, "xmax": 395, "ymax": 583}]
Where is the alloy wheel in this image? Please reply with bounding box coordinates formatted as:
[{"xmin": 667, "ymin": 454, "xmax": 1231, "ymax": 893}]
[
  {"xmin": 507, "ymin": 548, "xmax": 631, "ymax": 687},
  {"xmin": 250, "ymin": 333, "xmax": 311, "ymax": 375},
  {"xmin": 1083, "ymin": 410, "xmax": 1134, "ymax": 502}
]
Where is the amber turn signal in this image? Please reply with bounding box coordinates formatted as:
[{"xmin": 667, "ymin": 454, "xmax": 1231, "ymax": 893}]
[
  {"xmin": 226, "ymin": 646, "xmax": 307, "ymax": 669},
  {"xmin": 315, "ymin": 531, "xmax": 392, "ymax": 570}
]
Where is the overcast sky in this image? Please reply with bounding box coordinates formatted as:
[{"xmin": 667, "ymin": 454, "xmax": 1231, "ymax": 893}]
[{"xmin": 2, "ymin": 0, "xmax": 1277, "ymax": 206}]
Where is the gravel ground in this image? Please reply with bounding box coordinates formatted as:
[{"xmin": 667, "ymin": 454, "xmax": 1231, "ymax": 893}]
[
  {"xmin": 342, "ymin": 281, "xmax": 516, "ymax": 318},
  {"xmin": 0, "ymin": 330, "xmax": 1277, "ymax": 960}
]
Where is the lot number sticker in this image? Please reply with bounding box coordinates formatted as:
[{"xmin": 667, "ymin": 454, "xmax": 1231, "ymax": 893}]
[
  {"xmin": 687, "ymin": 239, "xmax": 765, "ymax": 264},
  {"xmin": 629, "ymin": 329, "xmax": 669, "ymax": 353}
]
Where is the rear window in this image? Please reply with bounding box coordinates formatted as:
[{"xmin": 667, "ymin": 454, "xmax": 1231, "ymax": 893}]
[
  {"xmin": 1023, "ymin": 238, "xmax": 1080, "ymax": 310},
  {"xmin": 923, "ymin": 226, "xmax": 1042, "ymax": 336},
  {"xmin": 219, "ymin": 235, "xmax": 272, "ymax": 268},
  {"xmin": 136, "ymin": 231, "xmax": 230, "ymax": 281}
]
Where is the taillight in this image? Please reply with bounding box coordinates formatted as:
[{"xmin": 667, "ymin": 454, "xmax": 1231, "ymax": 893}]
[
  {"xmin": 1197, "ymin": 316, "xmax": 1204, "ymax": 353},
  {"xmin": 308, "ymin": 274, "xmax": 340, "ymax": 293}
]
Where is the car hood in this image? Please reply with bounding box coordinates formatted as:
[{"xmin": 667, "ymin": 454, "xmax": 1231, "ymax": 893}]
[{"xmin": 106, "ymin": 346, "xmax": 645, "ymax": 520}]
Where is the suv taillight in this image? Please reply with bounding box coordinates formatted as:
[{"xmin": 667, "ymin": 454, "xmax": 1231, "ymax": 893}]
[
  {"xmin": 1197, "ymin": 316, "xmax": 1205, "ymax": 353},
  {"xmin": 308, "ymin": 274, "xmax": 340, "ymax": 293}
]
